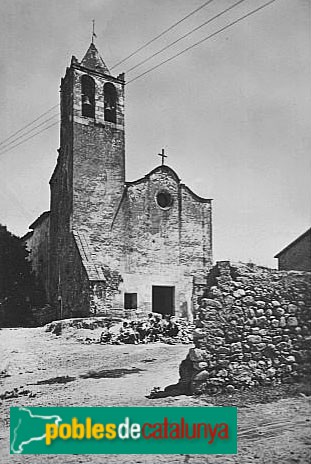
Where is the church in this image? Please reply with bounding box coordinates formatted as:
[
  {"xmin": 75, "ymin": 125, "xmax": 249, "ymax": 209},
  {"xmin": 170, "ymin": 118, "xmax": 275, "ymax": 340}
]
[{"xmin": 23, "ymin": 42, "xmax": 213, "ymax": 320}]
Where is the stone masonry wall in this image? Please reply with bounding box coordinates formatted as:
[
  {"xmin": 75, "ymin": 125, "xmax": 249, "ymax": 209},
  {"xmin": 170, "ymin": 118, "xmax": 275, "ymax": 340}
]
[
  {"xmin": 179, "ymin": 261, "xmax": 311, "ymax": 394},
  {"xmin": 49, "ymin": 66, "xmax": 74, "ymax": 318},
  {"xmin": 49, "ymin": 60, "xmax": 125, "ymax": 318},
  {"xmin": 72, "ymin": 65, "xmax": 125, "ymax": 272}
]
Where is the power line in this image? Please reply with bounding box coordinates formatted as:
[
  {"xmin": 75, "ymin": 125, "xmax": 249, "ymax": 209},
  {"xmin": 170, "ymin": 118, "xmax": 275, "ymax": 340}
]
[
  {"xmin": 126, "ymin": 0, "xmax": 247, "ymax": 74},
  {"xmin": 0, "ymin": 185, "xmax": 34, "ymax": 222},
  {"xmin": 0, "ymin": 120, "xmax": 59, "ymax": 157},
  {"xmin": 0, "ymin": 113, "xmax": 59, "ymax": 152},
  {"xmin": 127, "ymin": 0, "xmax": 278, "ymax": 85},
  {"xmin": 0, "ymin": 0, "xmax": 278, "ymax": 157},
  {"xmin": 0, "ymin": 4, "xmax": 217, "ymax": 153},
  {"xmin": 111, "ymin": 0, "xmax": 216, "ymax": 70},
  {"xmin": 0, "ymin": 104, "xmax": 59, "ymax": 148}
]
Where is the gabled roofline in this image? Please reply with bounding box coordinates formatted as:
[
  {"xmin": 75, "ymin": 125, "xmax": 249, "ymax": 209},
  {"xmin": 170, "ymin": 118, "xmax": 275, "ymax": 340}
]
[
  {"xmin": 21, "ymin": 230, "xmax": 34, "ymax": 241},
  {"xmin": 274, "ymin": 227, "xmax": 311, "ymax": 258},
  {"xmin": 126, "ymin": 165, "xmax": 180, "ymax": 187},
  {"xmin": 180, "ymin": 184, "xmax": 213, "ymax": 203},
  {"xmin": 126, "ymin": 164, "xmax": 212, "ymax": 202},
  {"xmin": 29, "ymin": 211, "xmax": 50, "ymax": 230}
]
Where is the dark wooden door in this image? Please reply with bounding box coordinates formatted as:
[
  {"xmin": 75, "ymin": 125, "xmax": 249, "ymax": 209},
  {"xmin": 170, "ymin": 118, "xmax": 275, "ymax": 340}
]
[{"xmin": 152, "ymin": 286, "xmax": 175, "ymax": 315}]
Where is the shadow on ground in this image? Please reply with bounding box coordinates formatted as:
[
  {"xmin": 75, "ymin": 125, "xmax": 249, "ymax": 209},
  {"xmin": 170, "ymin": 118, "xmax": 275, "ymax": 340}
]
[
  {"xmin": 147, "ymin": 382, "xmax": 191, "ymax": 399},
  {"xmin": 30, "ymin": 367, "xmax": 146, "ymax": 386}
]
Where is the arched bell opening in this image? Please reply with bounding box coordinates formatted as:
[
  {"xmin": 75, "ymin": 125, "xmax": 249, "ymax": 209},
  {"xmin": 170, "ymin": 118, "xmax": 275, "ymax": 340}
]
[
  {"xmin": 104, "ymin": 82, "xmax": 117, "ymax": 123},
  {"xmin": 81, "ymin": 75, "xmax": 95, "ymax": 118}
]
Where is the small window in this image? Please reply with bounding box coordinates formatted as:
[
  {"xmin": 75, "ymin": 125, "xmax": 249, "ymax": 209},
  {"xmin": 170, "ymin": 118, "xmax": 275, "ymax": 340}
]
[
  {"xmin": 104, "ymin": 83, "xmax": 117, "ymax": 123},
  {"xmin": 81, "ymin": 75, "xmax": 95, "ymax": 118},
  {"xmin": 124, "ymin": 293, "xmax": 137, "ymax": 310}
]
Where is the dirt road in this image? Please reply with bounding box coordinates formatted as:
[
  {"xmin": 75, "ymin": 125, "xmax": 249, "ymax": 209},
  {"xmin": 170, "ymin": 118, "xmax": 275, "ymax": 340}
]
[{"xmin": 0, "ymin": 327, "xmax": 310, "ymax": 463}]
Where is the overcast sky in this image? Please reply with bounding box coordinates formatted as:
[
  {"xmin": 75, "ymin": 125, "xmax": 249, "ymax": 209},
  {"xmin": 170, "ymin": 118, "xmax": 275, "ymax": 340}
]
[{"xmin": 0, "ymin": 0, "xmax": 310, "ymax": 268}]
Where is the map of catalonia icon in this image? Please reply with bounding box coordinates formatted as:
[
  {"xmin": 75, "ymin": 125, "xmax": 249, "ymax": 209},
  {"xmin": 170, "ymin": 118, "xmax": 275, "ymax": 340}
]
[{"xmin": 10, "ymin": 407, "xmax": 62, "ymax": 454}]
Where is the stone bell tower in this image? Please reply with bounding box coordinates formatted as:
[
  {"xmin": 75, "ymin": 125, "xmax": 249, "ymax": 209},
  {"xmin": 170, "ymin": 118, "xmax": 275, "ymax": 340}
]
[
  {"xmin": 49, "ymin": 43, "xmax": 126, "ymax": 317},
  {"xmin": 69, "ymin": 43, "xmax": 125, "ymax": 238}
]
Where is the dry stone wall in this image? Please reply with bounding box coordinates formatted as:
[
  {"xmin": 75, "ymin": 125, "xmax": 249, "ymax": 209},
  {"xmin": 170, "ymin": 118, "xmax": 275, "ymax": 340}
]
[{"xmin": 179, "ymin": 261, "xmax": 311, "ymax": 394}]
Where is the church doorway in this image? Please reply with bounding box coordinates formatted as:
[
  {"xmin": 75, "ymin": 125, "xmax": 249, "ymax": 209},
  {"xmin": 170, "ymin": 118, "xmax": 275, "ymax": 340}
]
[{"xmin": 152, "ymin": 286, "xmax": 175, "ymax": 316}]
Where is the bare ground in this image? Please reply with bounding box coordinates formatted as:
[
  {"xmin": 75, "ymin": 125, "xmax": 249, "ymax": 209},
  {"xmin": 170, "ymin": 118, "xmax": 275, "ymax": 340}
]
[{"xmin": 0, "ymin": 327, "xmax": 310, "ymax": 464}]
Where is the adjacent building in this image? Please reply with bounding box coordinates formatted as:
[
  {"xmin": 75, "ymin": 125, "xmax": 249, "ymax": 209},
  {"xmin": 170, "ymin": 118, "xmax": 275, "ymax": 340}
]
[
  {"xmin": 274, "ymin": 228, "xmax": 311, "ymax": 271},
  {"xmin": 22, "ymin": 211, "xmax": 50, "ymax": 299}
]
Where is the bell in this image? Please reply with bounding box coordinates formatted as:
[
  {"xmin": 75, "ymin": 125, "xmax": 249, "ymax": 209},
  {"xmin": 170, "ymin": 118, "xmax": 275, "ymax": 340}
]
[{"xmin": 82, "ymin": 95, "xmax": 91, "ymax": 106}]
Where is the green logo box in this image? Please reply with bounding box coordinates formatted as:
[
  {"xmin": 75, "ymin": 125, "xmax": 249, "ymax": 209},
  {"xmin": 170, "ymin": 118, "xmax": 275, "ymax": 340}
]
[{"xmin": 10, "ymin": 406, "xmax": 237, "ymax": 455}]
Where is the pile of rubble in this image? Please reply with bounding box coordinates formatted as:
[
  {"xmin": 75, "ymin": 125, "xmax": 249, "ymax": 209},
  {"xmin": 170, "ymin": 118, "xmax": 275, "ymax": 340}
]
[
  {"xmin": 178, "ymin": 262, "xmax": 311, "ymax": 395},
  {"xmin": 98, "ymin": 315, "xmax": 193, "ymax": 345},
  {"xmin": 45, "ymin": 315, "xmax": 193, "ymax": 345}
]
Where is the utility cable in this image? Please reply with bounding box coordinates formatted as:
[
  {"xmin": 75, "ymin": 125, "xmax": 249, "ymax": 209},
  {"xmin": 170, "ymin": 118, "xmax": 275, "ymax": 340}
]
[
  {"xmin": 0, "ymin": 185, "xmax": 34, "ymax": 221},
  {"xmin": 0, "ymin": 120, "xmax": 59, "ymax": 157},
  {"xmin": 0, "ymin": 104, "xmax": 59, "ymax": 148},
  {"xmin": 126, "ymin": 0, "xmax": 247, "ymax": 74},
  {"xmin": 127, "ymin": 0, "xmax": 278, "ymax": 85},
  {"xmin": 0, "ymin": 0, "xmax": 278, "ymax": 156},
  {"xmin": 111, "ymin": 0, "xmax": 215, "ymax": 69},
  {"xmin": 0, "ymin": 113, "xmax": 59, "ymax": 152}
]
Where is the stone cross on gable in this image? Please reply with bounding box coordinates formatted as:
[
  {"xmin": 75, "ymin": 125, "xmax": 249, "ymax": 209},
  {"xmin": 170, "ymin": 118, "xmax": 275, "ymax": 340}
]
[{"xmin": 157, "ymin": 148, "xmax": 167, "ymax": 165}]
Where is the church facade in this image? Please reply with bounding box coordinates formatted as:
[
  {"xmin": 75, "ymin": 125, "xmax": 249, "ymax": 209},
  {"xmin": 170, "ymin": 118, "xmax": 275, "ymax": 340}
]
[{"xmin": 23, "ymin": 43, "xmax": 213, "ymax": 320}]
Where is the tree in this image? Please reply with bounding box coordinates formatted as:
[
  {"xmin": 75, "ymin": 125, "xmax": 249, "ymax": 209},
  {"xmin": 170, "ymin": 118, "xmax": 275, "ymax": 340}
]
[{"xmin": 0, "ymin": 225, "xmax": 38, "ymax": 326}]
